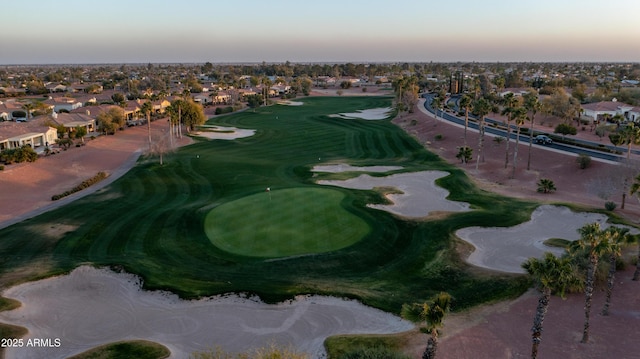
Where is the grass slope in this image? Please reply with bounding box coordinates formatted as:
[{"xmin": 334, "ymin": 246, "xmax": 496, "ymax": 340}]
[{"xmin": 0, "ymin": 96, "xmax": 532, "ymax": 314}]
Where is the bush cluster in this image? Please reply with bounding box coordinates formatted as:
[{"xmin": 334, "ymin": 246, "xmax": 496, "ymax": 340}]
[
  {"xmin": 51, "ymin": 172, "xmax": 108, "ymax": 201},
  {"xmin": 214, "ymin": 106, "xmax": 234, "ymax": 115},
  {"xmin": 0, "ymin": 145, "xmax": 38, "ymax": 164}
]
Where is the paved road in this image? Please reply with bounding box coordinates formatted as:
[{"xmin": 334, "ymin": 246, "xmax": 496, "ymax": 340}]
[{"xmin": 423, "ymin": 94, "xmax": 627, "ymax": 163}]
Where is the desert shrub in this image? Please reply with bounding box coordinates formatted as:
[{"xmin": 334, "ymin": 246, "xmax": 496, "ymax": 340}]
[
  {"xmin": 554, "ymin": 123, "xmax": 577, "ymax": 137},
  {"xmin": 604, "ymin": 201, "xmax": 617, "ymax": 211},
  {"xmin": 0, "ymin": 165, "xmax": 4, "ymax": 170},
  {"xmin": 51, "ymin": 172, "xmax": 108, "ymax": 201},
  {"xmin": 576, "ymin": 153, "xmax": 591, "ymax": 169},
  {"xmin": 434, "ymin": 134, "xmax": 443, "ymax": 140},
  {"xmin": 214, "ymin": 106, "xmax": 234, "ymax": 115},
  {"xmin": 0, "ymin": 145, "xmax": 38, "ymax": 164}
]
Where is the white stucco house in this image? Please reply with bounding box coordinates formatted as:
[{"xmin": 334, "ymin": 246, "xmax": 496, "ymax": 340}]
[
  {"xmin": 581, "ymin": 99, "xmax": 636, "ymax": 123},
  {"xmin": 0, "ymin": 118, "xmax": 59, "ymax": 151},
  {"xmin": 44, "ymin": 97, "xmax": 84, "ymax": 113}
]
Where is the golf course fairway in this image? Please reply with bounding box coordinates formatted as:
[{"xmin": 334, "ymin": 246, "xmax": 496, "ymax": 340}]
[{"xmin": 204, "ymin": 187, "xmax": 370, "ymax": 257}]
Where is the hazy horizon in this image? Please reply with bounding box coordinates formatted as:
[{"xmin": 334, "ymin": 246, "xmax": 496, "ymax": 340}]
[{"xmin": 3, "ymin": 0, "xmax": 639, "ymax": 65}]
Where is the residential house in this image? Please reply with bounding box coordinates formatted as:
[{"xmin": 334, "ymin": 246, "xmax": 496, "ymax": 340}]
[
  {"xmin": 45, "ymin": 83, "xmax": 68, "ymax": 93},
  {"xmin": 193, "ymin": 94, "xmax": 211, "ymax": 104},
  {"xmin": 238, "ymin": 88, "xmax": 257, "ymax": 99},
  {"xmin": 124, "ymin": 100, "xmax": 141, "ymax": 120},
  {"xmin": 272, "ymin": 85, "xmax": 291, "ymax": 95},
  {"xmin": 0, "ymin": 117, "xmax": 58, "ymax": 151},
  {"xmin": 212, "ymin": 91, "xmax": 231, "ymax": 104},
  {"xmin": 152, "ymin": 99, "xmax": 171, "ymax": 114},
  {"xmin": 50, "ymin": 112, "xmax": 96, "ymax": 134},
  {"xmin": 44, "ymin": 97, "xmax": 84, "ymax": 113},
  {"xmin": 498, "ymin": 88, "xmax": 530, "ymax": 98},
  {"xmin": 0, "ymin": 100, "xmax": 26, "ymax": 121},
  {"xmin": 581, "ymin": 99, "xmax": 636, "ymax": 123}
]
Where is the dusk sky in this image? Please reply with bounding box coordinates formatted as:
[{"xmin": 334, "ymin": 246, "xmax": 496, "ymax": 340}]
[{"xmin": 3, "ymin": 0, "xmax": 639, "ymax": 64}]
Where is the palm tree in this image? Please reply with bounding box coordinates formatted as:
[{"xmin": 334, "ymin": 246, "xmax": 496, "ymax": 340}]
[
  {"xmin": 500, "ymin": 93, "xmax": 519, "ymax": 168},
  {"xmin": 511, "ymin": 107, "xmax": 528, "ymax": 178},
  {"xmin": 401, "ymin": 292, "xmax": 452, "ymax": 359},
  {"xmin": 572, "ymin": 222, "xmax": 611, "ymax": 343},
  {"xmin": 523, "ymin": 90, "xmax": 541, "ymax": 170},
  {"xmin": 140, "ymin": 101, "xmax": 153, "ymax": 151},
  {"xmin": 629, "ymin": 177, "xmax": 640, "ymax": 281},
  {"xmin": 522, "ymin": 253, "xmax": 578, "ymax": 359},
  {"xmin": 459, "ymin": 95, "xmax": 472, "ymax": 145},
  {"xmin": 431, "ymin": 96, "xmax": 441, "ymax": 121},
  {"xmin": 601, "ymin": 226, "xmax": 631, "ymax": 316},
  {"xmin": 536, "ymin": 178, "xmax": 556, "ymax": 193},
  {"xmin": 473, "ymin": 98, "xmax": 491, "ymax": 171},
  {"xmin": 619, "ymin": 122, "xmax": 640, "ymax": 159}
]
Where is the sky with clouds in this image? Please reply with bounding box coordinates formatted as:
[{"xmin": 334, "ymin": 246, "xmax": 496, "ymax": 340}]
[{"xmin": 2, "ymin": 0, "xmax": 639, "ymax": 64}]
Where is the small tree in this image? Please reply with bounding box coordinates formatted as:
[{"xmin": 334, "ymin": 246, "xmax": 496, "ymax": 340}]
[
  {"xmin": 576, "ymin": 154, "xmax": 591, "ymax": 169},
  {"xmin": 537, "ymin": 178, "xmax": 556, "ymax": 193},
  {"xmin": 74, "ymin": 126, "xmax": 87, "ymax": 143},
  {"xmin": 554, "ymin": 123, "xmax": 577, "ymax": 139}
]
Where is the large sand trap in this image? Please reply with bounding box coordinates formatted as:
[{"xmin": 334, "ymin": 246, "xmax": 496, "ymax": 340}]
[
  {"xmin": 0, "ymin": 266, "xmax": 413, "ymax": 359},
  {"xmin": 318, "ymin": 171, "xmax": 470, "ymax": 218},
  {"xmin": 277, "ymin": 100, "xmax": 304, "ymax": 106},
  {"xmin": 192, "ymin": 126, "xmax": 255, "ymax": 140},
  {"xmin": 456, "ymin": 205, "xmax": 638, "ymax": 274},
  {"xmin": 329, "ymin": 107, "xmax": 393, "ymax": 120},
  {"xmin": 313, "ymin": 164, "xmax": 403, "ymax": 173}
]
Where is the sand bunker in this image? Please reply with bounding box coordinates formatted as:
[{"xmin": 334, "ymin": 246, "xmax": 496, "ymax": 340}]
[
  {"xmin": 329, "ymin": 107, "xmax": 393, "ymax": 120},
  {"xmin": 0, "ymin": 266, "xmax": 413, "ymax": 359},
  {"xmin": 318, "ymin": 171, "xmax": 470, "ymax": 218},
  {"xmin": 456, "ymin": 205, "xmax": 638, "ymax": 274},
  {"xmin": 313, "ymin": 164, "xmax": 403, "ymax": 173},
  {"xmin": 192, "ymin": 126, "xmax": 255, "ymax": 140},
  {"xmin": 277, "ymin": 100, "xmax": 304, "ymax": 106}
]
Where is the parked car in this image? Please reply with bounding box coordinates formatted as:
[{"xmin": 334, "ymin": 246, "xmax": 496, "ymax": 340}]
[{"xmin": 534, "ymin": 135, "xmax": 553, "ymax": 145}]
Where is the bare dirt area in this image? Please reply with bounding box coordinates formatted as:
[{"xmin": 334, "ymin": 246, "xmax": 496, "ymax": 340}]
[
  {"xmin": 0, "ymin": 120, "xmax": 192, "ymax": 229},
  {"xmin": 396, "ymin": 100, "xmax": 640, "ymax": 359},
  {"xmin": 396, "ymin": 100, "xmax": 640, "ymax": 219}
]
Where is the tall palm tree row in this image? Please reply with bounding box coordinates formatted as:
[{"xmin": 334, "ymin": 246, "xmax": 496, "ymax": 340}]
[
  {"xmin": 522, "ymin": 253, "xmax": 579, "ymax": 359},
  {"xmin": 600, "ymin": 226, "xmax": 631, "ymax": 316},
  {"xmin": 140, "ymin": 100, "xmax": 153, "ymax": 151},
  {"xmin": 572, "ymin": 222, "xmax": 613, "ymax": 343},
  {"xmin": 510, "ymin": 106, "xmax": 528, "ymax": 179},
  {"xmin": 629, "ymin": 175, "xmax": 640, "ymax": 281},
  {"xmin": 523, "ymin": 90, "xmax": 541, "ymax": 171},
  {"xmin": 473, "ymin": 98, "xmax": 491, "ymax": 171},
  {"xmin": 459, "ymin": 94, "xmax": 472, "ymax": 146},
  {"xmin": 500, "ymin": 93, "xmax": 519, "ymax": 169}
]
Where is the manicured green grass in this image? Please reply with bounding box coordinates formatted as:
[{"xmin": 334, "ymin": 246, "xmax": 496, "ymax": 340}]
[
  {"xmin": 0, "ymin": 96, "xmax": 534, "ymax": 314},
  {"xmin": 66, "ymin": 340, "xmax": 170, "ymax": 359},
  {"xmin": 325, "ymin": 333, "xmax": 413, "ymax": 359},
  {"xmin": 205, "ymin": 187, "xmax": 370, "ymax": 257}
]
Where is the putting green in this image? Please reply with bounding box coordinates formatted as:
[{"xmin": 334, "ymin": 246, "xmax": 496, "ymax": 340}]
[{"xmin": 204, "ymin": 188, "xmax": 371, "ymax": 257}]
